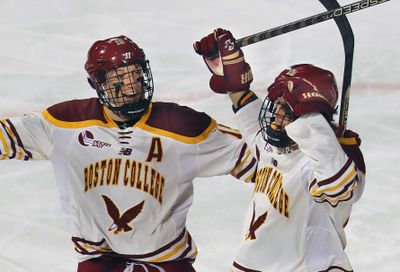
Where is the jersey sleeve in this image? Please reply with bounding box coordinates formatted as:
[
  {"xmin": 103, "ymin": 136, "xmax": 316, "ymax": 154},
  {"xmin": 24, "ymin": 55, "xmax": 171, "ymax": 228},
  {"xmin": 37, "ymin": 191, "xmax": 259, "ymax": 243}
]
[
  {"xmin": 285, "ymin": 113, "xmax": 365, "ymax": 207},
  {"xmin": 234, "ymin": 98, "xmax": 263, "ymax": 146},
  {"xmin": 195, "ymin": 122, "xmax": 257, "ymax": 183},
  {"xmin": 0, "ymin": 112, "xmax": 54, "ymax": 160}
]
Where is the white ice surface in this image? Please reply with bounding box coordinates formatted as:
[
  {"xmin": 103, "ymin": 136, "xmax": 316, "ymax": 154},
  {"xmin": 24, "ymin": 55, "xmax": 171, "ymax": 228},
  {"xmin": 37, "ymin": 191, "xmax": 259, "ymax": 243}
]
[{"xmin": 0, "ymin": 0, "xmax": 399, "ymax": 271}]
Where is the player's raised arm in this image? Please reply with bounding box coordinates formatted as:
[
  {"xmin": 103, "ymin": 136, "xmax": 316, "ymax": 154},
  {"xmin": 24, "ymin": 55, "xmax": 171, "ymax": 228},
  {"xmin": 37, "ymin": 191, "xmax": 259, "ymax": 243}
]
[
  {"xmin": 194, "ymin": 29, "xmax": 261, "ymax": 142},
  {"xmin": 194, "ymin": 28, "xmax": 366, "ymax": 272}
]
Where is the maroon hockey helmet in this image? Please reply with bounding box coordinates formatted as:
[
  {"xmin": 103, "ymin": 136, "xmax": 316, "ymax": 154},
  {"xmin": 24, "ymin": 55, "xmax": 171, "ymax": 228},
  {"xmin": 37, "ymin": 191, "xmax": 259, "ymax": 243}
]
[
  {"xmin": 258, "ymin": 64, "xmax": 339, "ymax": 148},
  {"xmin": 271, "ymin": 64, "xmax": 339, "ymax": 110},
  {"xmin": 85, "ymin": 35, "xmax": 154, "ymax": 120}
]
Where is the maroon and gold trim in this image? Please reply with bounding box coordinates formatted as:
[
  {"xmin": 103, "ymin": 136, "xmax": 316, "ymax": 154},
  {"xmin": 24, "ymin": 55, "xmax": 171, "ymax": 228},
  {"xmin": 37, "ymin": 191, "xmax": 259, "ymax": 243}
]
[
  {"xmin": 236, "ymin": 157, "xmax": 257, "ymax": 181},
  {"xmin": 0, "ymin": 119, "xmax": 32, "ymax": 160},
  {"xmin": 218, "ymin": 124, "xmax": 242, "ymax": 139},
  {"xmin": 136, "ymin": 103, "xmax": 217, "ymax": 144},
  {"xmin": 309, "ymin": 158, "xmax": 358, "ymax": 207},
  {"xmin": 46, "ymin": 98, "xmax": 107, "ymax": 123},
  {"xmin": 43, "ymin": 99, "xmax": 216, "ymax": 144},
  {"xmin": 315, "ymin": 159, "xmax": 353, "ymax": 187},
  {"xmin": 72, "ymin": 237, "xmax": 111, "ymax": 255},
  {"xmin": 230, "ymin": 143, "xmax": 257, "ymax": 183},
  {"xmin": 42, "ymin": 98, "xmax": 114, "ymax": 129},
  {"xmin": 72, "ymin": 228, "xmax": 197, "ymax": 263}
]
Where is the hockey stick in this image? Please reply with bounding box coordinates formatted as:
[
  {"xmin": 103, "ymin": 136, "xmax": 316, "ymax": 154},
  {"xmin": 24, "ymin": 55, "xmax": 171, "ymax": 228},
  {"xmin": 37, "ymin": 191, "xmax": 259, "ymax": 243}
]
[
  {"xmin": 236, "ymin": 0, "xmax": 389, "ymax": 48},
  {"xmin": 318, "ymin": 0, "xmax": 354, "ymax": 132}
]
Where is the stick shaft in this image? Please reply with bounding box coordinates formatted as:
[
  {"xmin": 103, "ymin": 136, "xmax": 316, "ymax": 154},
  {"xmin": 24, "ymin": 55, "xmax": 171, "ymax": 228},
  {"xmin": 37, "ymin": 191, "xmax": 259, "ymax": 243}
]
[
  {"xmin": 319, "ymin": 0, "xmax": 354, "ymax": 130},
  {"xmin": 236, "ymin": 0, "xmax": 390, "ymax": 48}
]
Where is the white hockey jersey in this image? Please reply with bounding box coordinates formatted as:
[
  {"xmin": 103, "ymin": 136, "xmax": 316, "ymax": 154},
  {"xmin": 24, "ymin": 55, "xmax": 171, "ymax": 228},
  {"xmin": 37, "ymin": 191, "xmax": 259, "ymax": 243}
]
[
  {"xmin": 231, "ymin": 99, "xmax": 365, "ymax": 272},
  {"xmin": 0, "ymin": 98, "xmax": 256, "ymax": 263}
]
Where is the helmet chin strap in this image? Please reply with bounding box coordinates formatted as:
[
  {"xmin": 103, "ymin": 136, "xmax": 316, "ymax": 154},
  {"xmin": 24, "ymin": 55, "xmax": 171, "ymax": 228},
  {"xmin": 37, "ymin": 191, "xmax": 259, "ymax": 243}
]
[
  {"xmin": 111, "ymin": 99, "xmax": 150, "ymax": 121},
  {"xmin": 114, "ymin": 108, "xmax": 145, "ymax": 121},
  {"xmin": 265, "ymin": 126, "xmax": 294, "ymax": 148}
]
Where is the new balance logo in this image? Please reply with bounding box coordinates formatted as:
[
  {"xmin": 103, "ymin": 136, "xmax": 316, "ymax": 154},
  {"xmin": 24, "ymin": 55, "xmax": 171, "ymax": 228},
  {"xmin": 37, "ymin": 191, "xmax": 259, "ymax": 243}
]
[{"xmin": 119, "ymin": 147, "xmax": 133, "ymax": 156}]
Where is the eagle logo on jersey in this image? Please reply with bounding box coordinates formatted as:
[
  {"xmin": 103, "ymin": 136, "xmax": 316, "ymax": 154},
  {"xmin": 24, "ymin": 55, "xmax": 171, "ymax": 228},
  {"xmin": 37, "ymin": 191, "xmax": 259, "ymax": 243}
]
[
  {"xmin": 245, "ymin": 202, "xmax": 268, "ymax": 240},
  {"xmin": 101, "ymin": 195, "xmax": 145, "ymax": 235}
]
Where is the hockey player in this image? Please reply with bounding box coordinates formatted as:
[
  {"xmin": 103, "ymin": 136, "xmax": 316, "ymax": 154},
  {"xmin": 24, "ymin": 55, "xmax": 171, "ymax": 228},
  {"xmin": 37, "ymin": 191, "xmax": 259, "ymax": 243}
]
[
  {"xmin": 194, "ymin": 29, "xmax": 366, "ymax": 272},
  {"xmin": 0, "ymin": 35, "xmax": 257, "ymax": 272}
]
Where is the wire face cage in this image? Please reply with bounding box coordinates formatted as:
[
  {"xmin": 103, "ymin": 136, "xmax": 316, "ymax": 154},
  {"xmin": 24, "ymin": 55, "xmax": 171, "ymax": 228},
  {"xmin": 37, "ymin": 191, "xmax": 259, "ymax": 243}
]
[
  {"xmin": 258, "ymin": 97, "xmax": 294, "ymax": 148},
  {"xmin": 96, "ymin": 62, "xmax": 154, "ymax": 119}
]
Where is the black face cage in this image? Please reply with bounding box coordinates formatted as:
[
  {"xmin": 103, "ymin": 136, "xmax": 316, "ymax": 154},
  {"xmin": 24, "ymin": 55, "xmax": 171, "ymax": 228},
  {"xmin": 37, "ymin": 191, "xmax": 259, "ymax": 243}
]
[
  {"xmin": 95, "ymin": 61, "xmax": 154, "ymax": 120},
  {"xmin": 258, "ymin": 97, "xmax": 295, "ymax": 148}
]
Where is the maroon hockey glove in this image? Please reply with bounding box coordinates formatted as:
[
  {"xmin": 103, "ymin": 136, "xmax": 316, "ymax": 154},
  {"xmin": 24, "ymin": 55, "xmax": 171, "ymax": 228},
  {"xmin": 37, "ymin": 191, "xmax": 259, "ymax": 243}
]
[
  {"xmin": 194, "ymin": 28, "xmax": 253, "ymax": 93},
  {"xmin": 336, "ymin": 127, "xmax": 366, "ymax": 174},
  {"xmin": 267, "ymin": 77, "xmax": 335, "ymax": 121}
]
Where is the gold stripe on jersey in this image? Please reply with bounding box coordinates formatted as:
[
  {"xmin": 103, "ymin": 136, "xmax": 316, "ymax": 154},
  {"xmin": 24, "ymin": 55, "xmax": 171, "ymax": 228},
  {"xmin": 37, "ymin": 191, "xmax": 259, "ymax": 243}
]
[
  {"xmin": 72, "ymin": 229, "xmax": 197, "ymax": 263},
  {"xmin": 243, "ymin": 170, "xmax": 256, "ymax": 183},
  {"xmin": 149, "ymin": 232, "xmax": 189, "ymax": 262},
  {"xmin": 231, "ymin": 149, "xmax": 252, "ymax": 177},
  {"xmin": 0, "ymin": 119, "xmax": 31, "ymax": 160},
  {"xmin": 16, "ymin": 145, "xmax": 24, "ymax": 160},
  {"xmin": 0, "ymin": 130, "xmax": 10, "ymax": 160},
  {"xmin": 136, "ymin": 116, "xmax": 217, "ymax": 144},
  {"xmin": 218, "ymin": 124, "xmax": 242, "ymax": 139},
  {"xmin": 43, "ymin": 103, "xmax": 216, "ymax": 144},
  {"xmin": 310, "ymin": 167, "xmax": 356, "ymax": 195},
  {"xmin": 0, "ymin": 120, "xmax": 12, "ymax": 159},
  {"xmin": 117, "ymin": 103, "xmax": 219, "ymax": 144},
  {"xmin": 0, "ymin": 119, "xmax": 13, "ymax": 160},
  {"xmin": 309, "ymin": 159, "xmax": 358, "ymax": 207},
  {"xmin": 42, "ymin": 109, "xmax": 116, "ymax": 128},
  {"xmin": 147, "ymin": 230, "xmax": 198, "ymax": 263},
  {"xmin": 80, "ymin": 242, "xmax": 112, "ymax": 252},
  {"xmin": 72, "ymin": 237, "xmax": 112, "ymax": 255},
  {"xmin": 313, "ymin": 185, "xmax": 356, "ymax": 207}
]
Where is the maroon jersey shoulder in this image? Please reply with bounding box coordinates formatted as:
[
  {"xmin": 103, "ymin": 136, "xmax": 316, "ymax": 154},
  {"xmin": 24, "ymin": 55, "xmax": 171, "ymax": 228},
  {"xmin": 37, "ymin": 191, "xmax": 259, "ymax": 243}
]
[
  {"xmin": 146, "ymin": 102, "xmax": 213, "ymax": 137},
  {"xmin": 46, "ymin": 98, "xmax": 106, "ymax": 122}
]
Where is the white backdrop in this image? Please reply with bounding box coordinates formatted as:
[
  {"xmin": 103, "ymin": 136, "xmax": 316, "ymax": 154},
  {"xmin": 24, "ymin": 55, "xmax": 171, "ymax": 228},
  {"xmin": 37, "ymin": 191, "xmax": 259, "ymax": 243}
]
[{"xmin": 0, "ymin": 0, "xmax": 399, "ymax": 271}]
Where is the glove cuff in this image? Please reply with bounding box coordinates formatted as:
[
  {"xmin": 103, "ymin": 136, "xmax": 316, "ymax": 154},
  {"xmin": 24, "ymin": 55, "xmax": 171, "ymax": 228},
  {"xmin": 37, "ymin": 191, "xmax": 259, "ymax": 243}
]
[{"xmin": 232, "ymin": 90, "xmax": 258, "ymax": 113}]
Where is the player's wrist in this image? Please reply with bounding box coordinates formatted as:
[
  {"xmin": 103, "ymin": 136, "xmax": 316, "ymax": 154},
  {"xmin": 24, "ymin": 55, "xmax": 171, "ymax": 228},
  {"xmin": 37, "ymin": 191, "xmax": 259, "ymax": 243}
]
[{"xmin": 231, "ymin": 90, "xmax": 257, "ymax": 113}]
